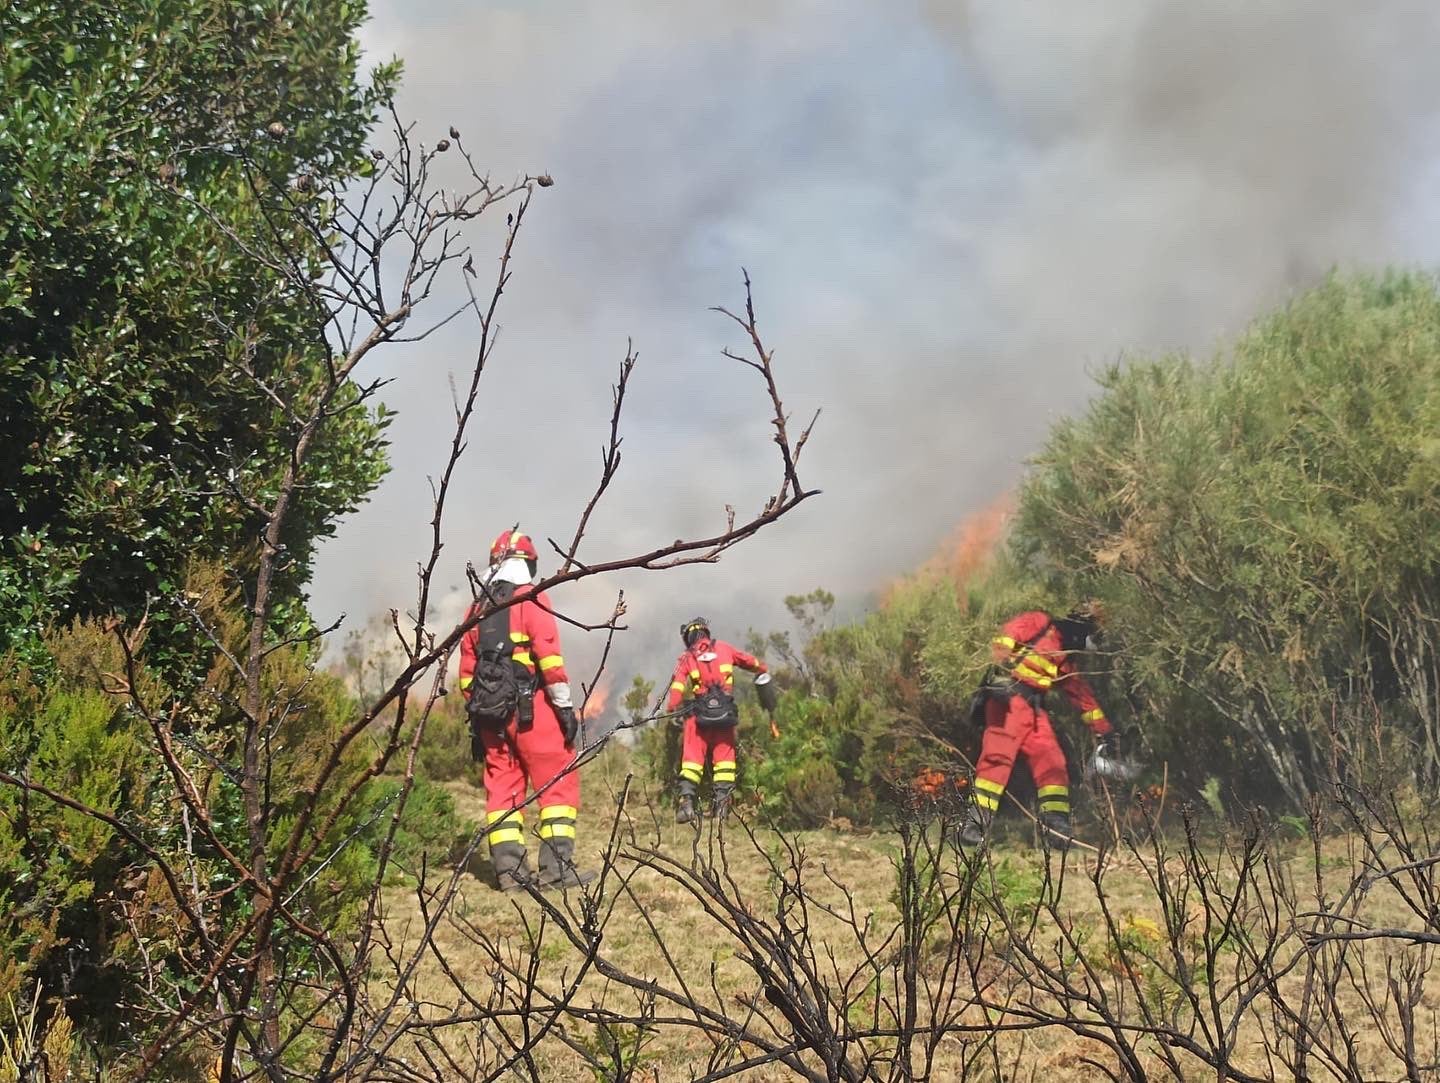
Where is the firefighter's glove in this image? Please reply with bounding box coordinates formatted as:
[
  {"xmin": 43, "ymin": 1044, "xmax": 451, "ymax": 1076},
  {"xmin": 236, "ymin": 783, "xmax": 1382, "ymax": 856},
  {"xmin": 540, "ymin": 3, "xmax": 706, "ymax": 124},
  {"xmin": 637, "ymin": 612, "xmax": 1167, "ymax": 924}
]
[{"xmin": 556, "ymin": 706, "xmax": 580, "ymax": 747}]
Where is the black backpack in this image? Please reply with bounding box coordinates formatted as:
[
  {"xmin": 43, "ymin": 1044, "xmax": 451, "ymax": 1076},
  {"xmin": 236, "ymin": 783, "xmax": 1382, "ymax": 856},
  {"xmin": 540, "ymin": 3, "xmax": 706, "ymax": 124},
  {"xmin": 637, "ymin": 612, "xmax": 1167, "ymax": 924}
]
[
  {"xmin": 466, "ymin": 582, "xmax": 522, "ymax": 733},
  {"xmin": 689, "ymin": 652, "xmax": 740, "ymax": 728}
]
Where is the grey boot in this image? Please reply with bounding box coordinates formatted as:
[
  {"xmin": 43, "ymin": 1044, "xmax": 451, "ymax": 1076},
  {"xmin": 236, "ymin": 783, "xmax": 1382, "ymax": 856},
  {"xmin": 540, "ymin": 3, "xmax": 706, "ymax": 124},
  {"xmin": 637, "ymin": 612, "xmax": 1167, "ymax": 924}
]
[
  {"xmin": 490, "ymin": 841, "xmax": 534, "ymax": 892},
  {"xmin": 710, "ymin": 785, "xmax": 733, "ymax": 822},
  {"xmin": 1038, "ymin": 812, "xmax": 1075, "ymax": 853},
  {"xmin": 676, "ymin": 778, "xmax": 699, "ymax": 824},
  {"xmin": 676, "ymin": 794, "xmax": 698, "ymax": 824},
  {"xmin": 537, "ymin": 837, "xmax": 597, "ymax": 890},
  {"xmin": 958, "ymin": 802, "xmax": 992, "ymax": 849}
]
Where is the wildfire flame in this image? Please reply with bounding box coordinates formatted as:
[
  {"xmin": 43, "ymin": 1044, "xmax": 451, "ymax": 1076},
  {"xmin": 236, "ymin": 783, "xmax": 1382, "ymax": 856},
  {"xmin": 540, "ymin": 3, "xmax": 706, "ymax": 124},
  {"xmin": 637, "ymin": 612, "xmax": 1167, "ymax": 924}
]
[
  {"xmin": 581, "ymin": 677, "xmax": 612, "ymax": 720},
  {"xmin": 883, "ymin": 492, "xmax": 1014, "ymax": 606},
  {"xmin": 911, "ymin": 767, "xmax": 968, "ymax": 796}
]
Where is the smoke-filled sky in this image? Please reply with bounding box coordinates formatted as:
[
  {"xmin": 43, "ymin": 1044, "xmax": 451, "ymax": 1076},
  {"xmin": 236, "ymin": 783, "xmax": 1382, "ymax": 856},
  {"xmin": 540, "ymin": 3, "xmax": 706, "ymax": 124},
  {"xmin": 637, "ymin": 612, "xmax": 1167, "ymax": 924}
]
[{"xmin": 311, "ymin": 1, "xmax": 1440, "ymax": 700}]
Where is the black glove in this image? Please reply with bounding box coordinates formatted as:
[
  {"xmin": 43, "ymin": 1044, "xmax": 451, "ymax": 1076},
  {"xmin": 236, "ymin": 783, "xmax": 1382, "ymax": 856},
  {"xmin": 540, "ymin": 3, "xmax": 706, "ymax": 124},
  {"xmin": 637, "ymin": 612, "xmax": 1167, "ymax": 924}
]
[{"xmin": 556, "ymin": 706, "xmax": 580, "ymax": 746}]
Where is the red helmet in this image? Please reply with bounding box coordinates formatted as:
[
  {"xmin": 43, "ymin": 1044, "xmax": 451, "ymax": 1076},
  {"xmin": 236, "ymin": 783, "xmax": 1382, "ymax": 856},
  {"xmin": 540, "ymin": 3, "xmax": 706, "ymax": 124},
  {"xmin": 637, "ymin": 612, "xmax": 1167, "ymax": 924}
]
[{"xmin": 490, "ymin": 527, "xmax": 538, "ymax": 564}]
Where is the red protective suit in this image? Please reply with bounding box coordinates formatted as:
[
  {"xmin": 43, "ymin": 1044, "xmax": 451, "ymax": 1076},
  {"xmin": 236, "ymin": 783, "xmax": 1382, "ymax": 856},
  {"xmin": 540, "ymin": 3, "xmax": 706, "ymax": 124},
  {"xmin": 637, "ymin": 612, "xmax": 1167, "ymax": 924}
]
[
  {"xmin": 973, "ymin": 610, "xmax": 1111, "ymax": 820},
  {"xmin": 666, "ymin": 638, "xmax": 766, "ymax": 795},
  {"xmin": 459, "ymin": 584, "xmax": 579, "ymax": 851}
]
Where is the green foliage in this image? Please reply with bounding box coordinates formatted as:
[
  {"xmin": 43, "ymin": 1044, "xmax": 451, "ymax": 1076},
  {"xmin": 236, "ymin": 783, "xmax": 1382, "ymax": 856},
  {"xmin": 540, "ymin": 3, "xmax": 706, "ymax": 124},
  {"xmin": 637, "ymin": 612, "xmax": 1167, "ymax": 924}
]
[
  {"xmin": 0, "ymin": 599, "xmax": 468, "ymax": 1048},
  {"xmin": 415, "ymin": 695, "xmax": 479, "ymax": 784},
  {"xmin": 0, "ymin": 621, "xmax": 151, "ymax": 1005},
  {"xmin": 577, "ymin": 1018, "xmax": 659, "ymax": 1082},
  {"xmin": 0, "ymin": 0, "xmax": 398, "ymax": 658},
  {"xmin": 621, "ymin": 674, "xmax": 656, "ymax": 724},
  {"xmin": 742, "ymin": 693, "xmax": 876, "ymax": 827},
  {"xmin": 359, "ymin": 777, "xmax": 471, "ymax": 881},
  {"xmin": 1016, "ymin": 270, "xmax": 1440, "ymax": 804},
  {"xmin": 979, "ymin": 855, "xmax": 1045, "ymax": 925},
  {"xmin": 735, "ymin": 271, "xmax": 1440, "ymax": 820},
  {"xmin": 635, "ymin": 715, "xmax": 683, "ymax": 799}
]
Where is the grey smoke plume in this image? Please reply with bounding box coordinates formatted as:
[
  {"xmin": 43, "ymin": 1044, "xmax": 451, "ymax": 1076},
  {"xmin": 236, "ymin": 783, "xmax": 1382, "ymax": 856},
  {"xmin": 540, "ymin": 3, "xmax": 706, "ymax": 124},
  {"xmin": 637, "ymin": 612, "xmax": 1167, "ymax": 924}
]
[{"xmin": 312, "ymin": 1, "xmax": 1440, "ymax": 700}]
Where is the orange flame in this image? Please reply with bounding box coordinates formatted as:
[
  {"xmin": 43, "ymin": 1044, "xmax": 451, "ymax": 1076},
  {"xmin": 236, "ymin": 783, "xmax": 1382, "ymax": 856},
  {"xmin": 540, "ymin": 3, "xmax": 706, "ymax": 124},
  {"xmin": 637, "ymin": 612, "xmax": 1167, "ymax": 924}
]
[
  {"xmin": 882, "ymin": 492, "xmax": 1014, "ymax": 607},
  {"xmin": 581, "ymin": 678, "xmax": 612, "ymax": 721},
  {"xmin": 912, "ymin": 767, "xmax": 948, "ymax": 795},
  {"xmin": 911, "ymin": 768, "xmax": 969, "ymax": 796}
]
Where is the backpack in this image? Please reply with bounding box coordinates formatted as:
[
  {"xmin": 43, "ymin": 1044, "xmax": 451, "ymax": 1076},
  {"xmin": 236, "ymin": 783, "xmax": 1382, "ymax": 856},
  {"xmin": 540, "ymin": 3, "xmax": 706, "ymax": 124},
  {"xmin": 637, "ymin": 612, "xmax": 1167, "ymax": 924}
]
[
  {"xmin": 466, "ymin": 582, "xmax": 522, "ymax": 731},
  {"xmin": 689, "ymin": 651, "xmax": 740, "ymax": 728}
]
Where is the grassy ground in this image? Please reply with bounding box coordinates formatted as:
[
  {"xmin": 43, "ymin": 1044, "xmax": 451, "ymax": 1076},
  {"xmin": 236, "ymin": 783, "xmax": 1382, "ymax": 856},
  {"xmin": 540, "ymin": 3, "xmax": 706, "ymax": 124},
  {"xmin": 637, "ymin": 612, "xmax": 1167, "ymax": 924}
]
[{"xmin": 373, "ymin": 763, "xmax": 1440, "ymax": 1080}]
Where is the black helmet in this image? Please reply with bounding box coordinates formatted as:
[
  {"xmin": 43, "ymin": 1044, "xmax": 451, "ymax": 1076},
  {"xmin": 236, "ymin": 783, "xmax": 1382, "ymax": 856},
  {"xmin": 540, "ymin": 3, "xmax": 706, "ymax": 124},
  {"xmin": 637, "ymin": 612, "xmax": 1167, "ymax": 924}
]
[
  {"xmin": 1056, "ymin": 604, "xmax": 1102, "ymax": 654},
  {"xmin": 681, "ymin": 617, "xmax": 711, "ymax": 648}
]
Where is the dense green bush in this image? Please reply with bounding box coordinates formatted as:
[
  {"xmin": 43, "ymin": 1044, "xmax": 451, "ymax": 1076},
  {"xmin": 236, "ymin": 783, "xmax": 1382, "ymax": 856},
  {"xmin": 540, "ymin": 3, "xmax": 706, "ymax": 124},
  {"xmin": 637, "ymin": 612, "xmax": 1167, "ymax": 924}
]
[
  {"xmin": 0, "ymin": 604, "xmax": 470, "ymax": 1032},
  {"xmin": 1017, "ymin": 271, "xmax": 1440, "ymax": 805},
  {"xmin": 415, "ymin": 695, "xmax": 481, "ymax": 784},
  {"xmin": 693, "ymin": 272, "xmax": 1440, "ymax": 823},
  {"xmin": 0, "ymin": 0, "xmax": 397, "ymax": 662},
  {"xmin": 0, "ymin": 622, "xmax": 153, "ymax": 1005}
]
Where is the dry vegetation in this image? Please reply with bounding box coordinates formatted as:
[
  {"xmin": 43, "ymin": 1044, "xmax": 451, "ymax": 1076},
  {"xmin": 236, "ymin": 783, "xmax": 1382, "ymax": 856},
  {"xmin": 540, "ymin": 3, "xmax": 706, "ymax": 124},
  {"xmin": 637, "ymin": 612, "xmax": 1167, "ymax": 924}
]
[{"xmin": 361, "ymin": 755, "xmax": 1440, "ymax": 1081}]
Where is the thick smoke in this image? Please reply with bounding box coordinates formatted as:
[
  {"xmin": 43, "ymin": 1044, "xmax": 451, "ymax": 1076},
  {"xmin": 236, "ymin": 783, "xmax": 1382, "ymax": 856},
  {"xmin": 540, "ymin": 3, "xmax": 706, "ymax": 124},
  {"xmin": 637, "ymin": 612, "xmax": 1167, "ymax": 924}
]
[{"xmin": 312, "ymin": 1, "xmax": 1440, "ymax": 699}]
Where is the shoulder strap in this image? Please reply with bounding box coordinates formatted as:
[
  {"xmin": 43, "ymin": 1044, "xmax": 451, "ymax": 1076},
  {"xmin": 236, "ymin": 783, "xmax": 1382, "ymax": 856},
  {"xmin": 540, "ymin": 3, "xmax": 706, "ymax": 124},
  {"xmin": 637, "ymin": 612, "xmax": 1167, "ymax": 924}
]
[
  {"xmin": 687, "ymin": 648, "xmax": 720, "ymax": 690},
  {"xmin": 476, "ymin": 580, "xmax": 517, "ymax": 659}
]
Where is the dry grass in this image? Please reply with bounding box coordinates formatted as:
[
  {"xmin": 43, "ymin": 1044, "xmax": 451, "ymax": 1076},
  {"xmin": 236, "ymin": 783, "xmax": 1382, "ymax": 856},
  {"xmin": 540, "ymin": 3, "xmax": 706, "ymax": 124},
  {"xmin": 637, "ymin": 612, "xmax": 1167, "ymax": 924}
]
[{"xmin": 370, "ymin": 772, "xmax": 1440, "ymax": 1081}]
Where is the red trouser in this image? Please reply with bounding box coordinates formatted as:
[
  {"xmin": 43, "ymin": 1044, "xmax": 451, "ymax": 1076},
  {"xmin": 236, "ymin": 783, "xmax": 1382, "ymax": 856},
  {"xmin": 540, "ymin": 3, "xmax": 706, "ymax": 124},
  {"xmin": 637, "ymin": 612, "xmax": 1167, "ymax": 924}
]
[
  {"xmin": 974, "ymin": 693, "xmax": 1071, "ymax": 817},
  {"xmin": 480, "ymin": 690, "xmax": 579, "ymax": 849},
  {"xmin": 678, "ymin": 716, "xmax": 737, "ymax": 793}
]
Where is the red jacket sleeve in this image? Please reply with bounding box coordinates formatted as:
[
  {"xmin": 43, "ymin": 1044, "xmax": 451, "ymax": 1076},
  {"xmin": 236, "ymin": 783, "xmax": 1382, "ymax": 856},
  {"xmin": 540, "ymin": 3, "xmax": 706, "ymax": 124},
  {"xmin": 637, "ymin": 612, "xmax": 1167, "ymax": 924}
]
[
  {"xmin": 713, "ymin": 642, "xmax": 765, "ymax": 693},
  {"xmin": 1058, "ymin": 662, "xmax": 1111, "ymax": 735},
  {"xmin": 522, "ymin": 590, "xmax": 569, "ymax": 689},
  {"xmin": 726, "ymin": 644, "xmax": 766, "ymax": 675},
  {"xmin": 667, "ymin": 653, "xmax": 694, "ymax": 710}
]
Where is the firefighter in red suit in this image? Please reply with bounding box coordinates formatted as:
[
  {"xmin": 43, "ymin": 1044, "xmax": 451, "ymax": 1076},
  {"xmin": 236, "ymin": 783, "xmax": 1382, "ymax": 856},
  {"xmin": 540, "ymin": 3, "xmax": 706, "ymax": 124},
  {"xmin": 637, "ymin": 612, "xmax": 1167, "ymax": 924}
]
[
  {"xmin": 961, "ymin": 606, "xmax": 1120, "ymax": 850},
  {"xmin": 666, "ymin": 617, "xmax": 770, "ymax": 823},
  {"xmin": 459, "ymin": 528, "xmax": 593, "ymax": 890}
]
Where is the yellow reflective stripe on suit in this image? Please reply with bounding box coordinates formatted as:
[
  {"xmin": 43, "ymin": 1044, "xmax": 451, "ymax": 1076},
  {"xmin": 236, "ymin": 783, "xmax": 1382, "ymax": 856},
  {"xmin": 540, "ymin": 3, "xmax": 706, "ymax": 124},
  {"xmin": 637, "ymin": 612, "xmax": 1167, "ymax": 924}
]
[
  {"xmin": 485, "ymin": 808, "xmax": 524, "ymax": 845},
  {"xmin": 538, "ymin": 804, "xmax": 577, "ymax": 839}
]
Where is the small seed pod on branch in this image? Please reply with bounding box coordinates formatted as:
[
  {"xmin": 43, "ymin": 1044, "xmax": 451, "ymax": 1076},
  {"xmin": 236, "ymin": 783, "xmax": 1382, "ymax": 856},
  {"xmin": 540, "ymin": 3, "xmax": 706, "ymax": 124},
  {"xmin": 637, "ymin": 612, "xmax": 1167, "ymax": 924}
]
[
  {"xmin": 449, "ymin": 125, "xmax": 460, "ymax": 139},
  {"xmin": 435, "ymin": 139, "xmax": 450, "ymax": 152},
  {"xmin": 535, "ymin": 174, "xmax": 554, "ymax": 187}
]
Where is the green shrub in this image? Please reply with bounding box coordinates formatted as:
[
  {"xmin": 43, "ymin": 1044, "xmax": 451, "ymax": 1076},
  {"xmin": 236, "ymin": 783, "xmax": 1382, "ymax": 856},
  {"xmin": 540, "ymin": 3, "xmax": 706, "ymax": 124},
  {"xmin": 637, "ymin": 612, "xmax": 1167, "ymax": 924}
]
[
  {"xmin": 358, "ymin": 777, "xmax": 472, "ymax": 881},
  {"xmin": 0, "ymin": 621, "xmax": 153, "ymax": 1005},
  {"xmin": 1015, "ymin": 270, "xmax": 1440, "ymax": 804},
  {"xmin": 416, "ymin": 698, "xmax": 478, "ymax": 784}
]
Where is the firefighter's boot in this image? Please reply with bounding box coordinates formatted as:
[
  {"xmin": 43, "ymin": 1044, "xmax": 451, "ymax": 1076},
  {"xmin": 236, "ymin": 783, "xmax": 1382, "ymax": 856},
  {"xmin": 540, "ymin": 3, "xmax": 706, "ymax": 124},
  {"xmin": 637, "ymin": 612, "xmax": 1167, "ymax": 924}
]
[
  {"xmin": 1039, "ymin": 812, "xmax": 1075, "ymax": 853},
  {"xmin": 676, "ymin": 794, "xmax": 698, "ymax": 824},
  {"xmin": 490, "ymin": 841, "xmax": 534, "ymax": 893},
  {"xmin": 677, "ymin": 777, "xmax": 700, "ymax": 825},
  {"xmin": 957, "ymin": 802, "xmax": 992, "ymax": 849},
  {"xmin": 711, "ymin": 785, "xmax": 734, "ymax": 823},
  {"xmin": 536, "ymin": 837, "xmax": 597, "ymax": 890}
]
